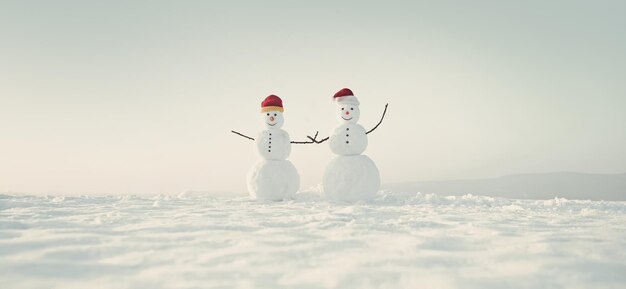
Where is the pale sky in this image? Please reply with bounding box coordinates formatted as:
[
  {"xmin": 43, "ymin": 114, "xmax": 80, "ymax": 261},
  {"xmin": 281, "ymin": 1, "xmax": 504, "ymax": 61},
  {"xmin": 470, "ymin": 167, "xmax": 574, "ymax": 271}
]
[{"xmin": 1, "ymin": 0, "xmax": 625, "ymax": 195}]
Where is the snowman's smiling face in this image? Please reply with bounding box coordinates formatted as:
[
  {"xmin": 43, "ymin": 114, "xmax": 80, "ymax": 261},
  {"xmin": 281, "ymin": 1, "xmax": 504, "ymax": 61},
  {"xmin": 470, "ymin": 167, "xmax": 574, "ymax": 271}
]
[
  {"xmin": 337, "ymin": 104, "xmax": 360, "ymax": 124},
  {"xmin": 262, "ymin": 111, "xmax": 284, "ymax": 129}
]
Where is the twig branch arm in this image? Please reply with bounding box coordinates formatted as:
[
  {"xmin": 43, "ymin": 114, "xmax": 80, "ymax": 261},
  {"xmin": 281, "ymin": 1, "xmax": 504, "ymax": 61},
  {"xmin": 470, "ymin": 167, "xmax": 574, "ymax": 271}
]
[
  {"xmin": 308, "ymin": 135, "xmax": 329, "ymax": 144},
  {"xmin": 306, "ymin": 131, "xmax": 329, "ymax": 144},
  {"xmin": 366, "ymin": 103, "xmax": 388, "ymax": 135},
  {"xmin": 292, "ymin": 131, "xmax": 319, "ymax": 144},
  {"xmin": 291, "ymin": 140, "xmax": 315, "ymax": 144},
  {"xmin": 231, "ymin": 130, "xmax": 255, "ymax": 141}
]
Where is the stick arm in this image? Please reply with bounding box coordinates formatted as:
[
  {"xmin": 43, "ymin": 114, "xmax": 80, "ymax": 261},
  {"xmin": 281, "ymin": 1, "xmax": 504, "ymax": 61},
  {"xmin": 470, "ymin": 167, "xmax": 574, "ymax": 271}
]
[
  {"xmin": 292, "ymin": 131, "xmax": 319, "ymax": 144},
  {"xmin": 307, "ymin": 134, "xmax": 329, "ymax": 144},
  {"xmin": 231, "ymin": 130, "xmax": 255, "ymax": 141},
  {"xmin": 291, "ymin": 131, "xmax": 319, "ymax": 144},
  {"xmin": 366, "ymin": 103, "xmax": 388, "ymax": 135}
]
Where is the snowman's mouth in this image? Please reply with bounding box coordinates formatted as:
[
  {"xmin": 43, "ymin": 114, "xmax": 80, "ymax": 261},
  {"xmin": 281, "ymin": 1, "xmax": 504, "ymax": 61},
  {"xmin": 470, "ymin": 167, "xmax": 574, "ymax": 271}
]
[
  {"xmin": 341, "ymin": 116, "xmax": 353, "ymax": 120},
  {"xmin": 267, "ymin": 123, "xmax": 276, "ymax": 126}
]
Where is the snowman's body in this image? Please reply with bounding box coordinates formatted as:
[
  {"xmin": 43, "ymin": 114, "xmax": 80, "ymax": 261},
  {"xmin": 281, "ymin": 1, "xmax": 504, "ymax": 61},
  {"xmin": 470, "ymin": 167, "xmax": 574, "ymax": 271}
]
[
  {"xmin": 323, "ymin": 154, "xmax": 379, "ymax": 202},
  {"xmin": 247, "ymin": 109, "xmax": 300, "ymax": 201},
  {"xmin": 256, "ymin": 129, "xmax": 292, "ymax": 160},
  {"xmin": 322, "ymin": 94, "xmax": 380, "ymax": 202},
  {"xmin": 247, "ymin": 157, "xmax": 299, "ymax": 201},
  {"xmin": 329, "ymin": 123, "xmax": 367, "ymax": 156}
]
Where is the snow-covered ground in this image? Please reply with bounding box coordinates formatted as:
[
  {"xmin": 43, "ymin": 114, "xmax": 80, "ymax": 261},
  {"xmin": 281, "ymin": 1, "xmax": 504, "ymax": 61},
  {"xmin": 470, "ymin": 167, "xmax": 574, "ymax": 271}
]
[
  {"xmin": 384, "ymin": 172, "xmax": 626, "ymax": 201},
  {"xmin": 1, "ymin": 190, "xmax": 625, "ymax": 289}
]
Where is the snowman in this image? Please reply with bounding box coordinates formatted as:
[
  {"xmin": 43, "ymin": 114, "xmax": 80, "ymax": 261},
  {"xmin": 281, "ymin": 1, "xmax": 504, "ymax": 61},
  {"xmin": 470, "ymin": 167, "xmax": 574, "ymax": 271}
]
[
  {"xmin": 231, "ymin": 95, "xmax": 316, "ymax": 201},
  {"xmin": 308, "ymin": 88, "xmax": 388, "ymax": 202}
]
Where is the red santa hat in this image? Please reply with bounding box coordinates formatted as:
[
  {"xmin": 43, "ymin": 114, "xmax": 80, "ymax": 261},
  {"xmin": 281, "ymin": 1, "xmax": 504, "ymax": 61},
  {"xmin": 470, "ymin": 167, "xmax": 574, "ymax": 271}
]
[
  {"xmin": 261, "ymin": 94, "xmax": 284, "ymax": 112},
  {"xmin": 333, "ymin": 88, "xmax": 360, "ymax": 105}
]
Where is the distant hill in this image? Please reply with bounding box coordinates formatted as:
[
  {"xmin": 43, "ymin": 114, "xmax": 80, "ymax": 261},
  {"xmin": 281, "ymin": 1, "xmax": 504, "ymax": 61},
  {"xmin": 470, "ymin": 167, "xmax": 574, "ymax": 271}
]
[{"xmin": 383, "ymin": 172, "xmax": 626, "ymax": 201}]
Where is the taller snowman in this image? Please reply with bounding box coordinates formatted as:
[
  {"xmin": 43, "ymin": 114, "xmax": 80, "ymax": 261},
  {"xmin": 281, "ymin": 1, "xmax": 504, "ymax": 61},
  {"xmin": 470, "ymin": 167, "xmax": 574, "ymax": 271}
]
[
  {"xmin": 309, "ymin": 88, "xmax": 388, "ymax": 202},
  {"xmin": 232, "ymin": 94, "xmax": 316, "ymax": 201}
]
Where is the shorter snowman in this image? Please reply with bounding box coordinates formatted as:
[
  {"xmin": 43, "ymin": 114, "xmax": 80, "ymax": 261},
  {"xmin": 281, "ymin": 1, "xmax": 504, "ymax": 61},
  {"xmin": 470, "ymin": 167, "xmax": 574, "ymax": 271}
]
[
  {"xmin": 232, "ymin": 95, "xmax": 315, "ymax": 201},
  {"xmin": 309, "ymin": 88, "xmax": 388, "ymax": 202}
]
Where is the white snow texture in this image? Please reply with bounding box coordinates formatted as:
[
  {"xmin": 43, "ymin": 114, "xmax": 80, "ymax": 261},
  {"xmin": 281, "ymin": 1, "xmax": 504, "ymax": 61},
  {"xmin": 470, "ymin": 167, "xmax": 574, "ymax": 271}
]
[
  {"xmin": 323, "ymin": 155, "xmax": 380, "ymax": 202},
  {"xmin": 1, "ymin": 192, "xmax": 625, "ymax": 289},
  {"xmin": 329, "ymin": 123, "xmax": 368, "ymax": 156},
  {"xmin": 255, "ymin": 129, "xmax": 291, "ymax": 160},
  {"xmin": 247, "ymin": 159, "xmax": 300, "ymax": 201}
]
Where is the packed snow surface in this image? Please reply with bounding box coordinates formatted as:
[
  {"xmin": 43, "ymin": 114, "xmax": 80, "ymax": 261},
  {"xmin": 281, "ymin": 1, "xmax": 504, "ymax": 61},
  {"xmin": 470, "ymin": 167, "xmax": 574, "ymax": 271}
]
[
  {"xmin": 247, "ymin": 160, "xmax": 300, "ymax": 200},
  {"xmin": 323, "ymin": 155, "xmax": 380, "ymax": 202},
  {"xmin": 1, "ymin": 191, "xmax": 625, "ymax": 289}
]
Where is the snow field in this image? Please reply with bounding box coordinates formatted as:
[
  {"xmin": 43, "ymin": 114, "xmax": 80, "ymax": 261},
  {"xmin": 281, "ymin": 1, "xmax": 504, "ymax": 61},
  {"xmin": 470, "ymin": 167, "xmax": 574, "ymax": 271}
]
[{"xmin": 1, "ymin": 191, "xmax": 625, "ymax": 289}]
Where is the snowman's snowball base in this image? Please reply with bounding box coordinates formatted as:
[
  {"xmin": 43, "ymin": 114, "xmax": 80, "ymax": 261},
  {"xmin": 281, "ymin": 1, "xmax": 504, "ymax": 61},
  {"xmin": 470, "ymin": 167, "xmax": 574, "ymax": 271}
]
[
  {"xmin": 323, "ymin": 155, "xmax": 380, "ymax": 202},
  {"xmin": 247, "ymin": 159, "xmax": 300, "ymax": 201}
]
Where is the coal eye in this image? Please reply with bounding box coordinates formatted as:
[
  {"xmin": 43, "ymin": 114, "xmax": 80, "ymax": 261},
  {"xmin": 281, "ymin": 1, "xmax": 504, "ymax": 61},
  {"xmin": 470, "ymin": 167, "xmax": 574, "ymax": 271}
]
[
  {"xmin": 266, "ymin": 113, "xmax": 270, "ymax": 116},
  {"xmin": 350, "ymin": 108, "xmax": 354, "ymax": 110},
  {"xmin": 274, "ymin": 113, "xmax": 277, "ymax": 116},
  {"xmin": 341, "ymin": 108, "xmax": 344, "ymax": 110}
]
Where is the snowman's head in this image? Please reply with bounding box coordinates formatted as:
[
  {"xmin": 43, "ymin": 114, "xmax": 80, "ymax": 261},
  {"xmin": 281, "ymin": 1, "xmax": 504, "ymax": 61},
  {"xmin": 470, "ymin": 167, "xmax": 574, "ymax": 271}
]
[
  {"xmin": 337, "ymin": 104, "xmax": 360, "ymax": 124},
  {"xmin": 262, "ymin": 110, "xmax": 284, "ymax": 129},
  {"xmin": 333, "ymin": 88, "xmax": 361, "ymax": 124},
  {"xmin": 260, "ymin": 95, "xmax": 285, "ymax": 129}
]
